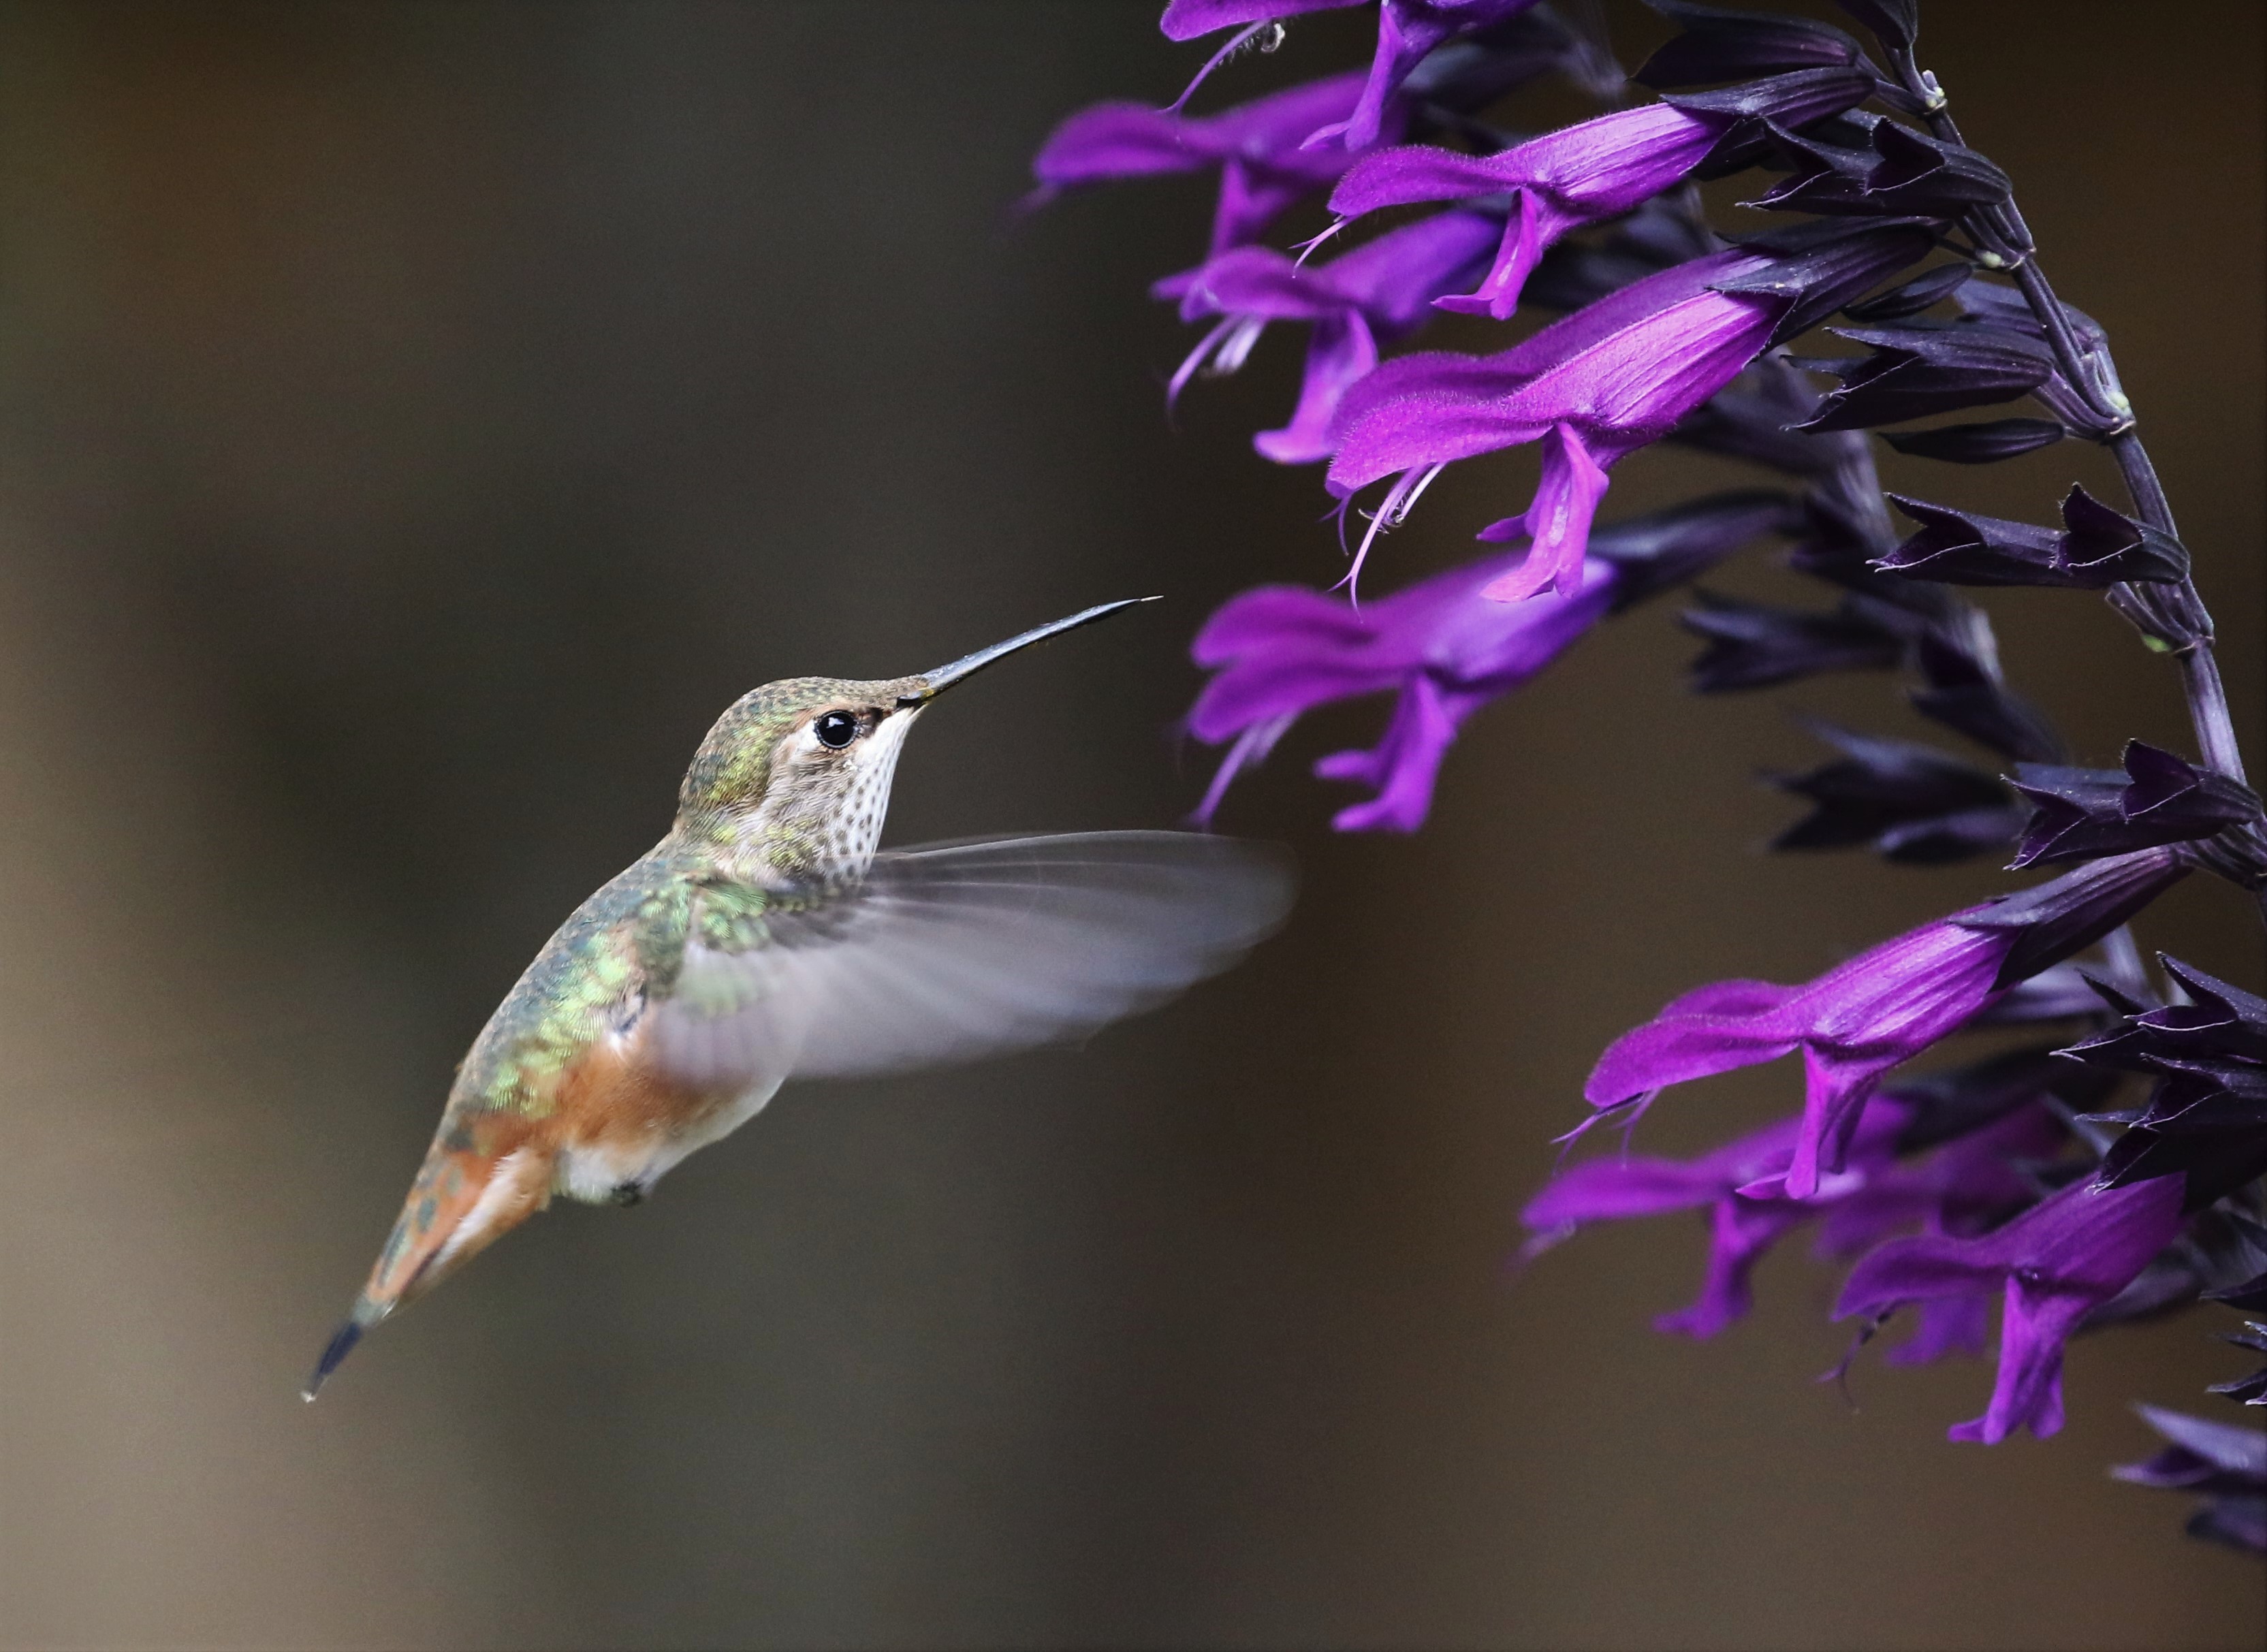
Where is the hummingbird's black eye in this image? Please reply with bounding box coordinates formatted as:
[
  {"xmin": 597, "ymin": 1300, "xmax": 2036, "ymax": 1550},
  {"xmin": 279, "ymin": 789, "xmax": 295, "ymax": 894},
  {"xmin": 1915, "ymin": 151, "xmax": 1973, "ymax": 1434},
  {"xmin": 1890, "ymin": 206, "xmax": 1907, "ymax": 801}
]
[{"xmin": 814, "ymin": 710, "xmax": 859, "ymax": 749}]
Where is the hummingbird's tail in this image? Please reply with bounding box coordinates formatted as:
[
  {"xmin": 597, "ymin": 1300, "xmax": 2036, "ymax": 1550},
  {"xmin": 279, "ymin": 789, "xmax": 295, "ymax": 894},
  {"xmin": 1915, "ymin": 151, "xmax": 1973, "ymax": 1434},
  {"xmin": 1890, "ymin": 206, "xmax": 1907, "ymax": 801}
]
[{"xmin": 302, "ymin": 1139, "xmax": 555, "ymax": 1401}]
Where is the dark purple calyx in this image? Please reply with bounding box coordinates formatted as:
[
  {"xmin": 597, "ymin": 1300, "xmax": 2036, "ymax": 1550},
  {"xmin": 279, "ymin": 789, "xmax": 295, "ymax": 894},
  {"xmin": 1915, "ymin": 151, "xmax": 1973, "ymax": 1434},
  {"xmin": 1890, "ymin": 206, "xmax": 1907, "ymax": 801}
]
[
  {"xmin": 1834, "ymin": 0, "xmax": 1918, "ymax": 54},
  {"xmin": 1713, "ymin": 216, "xmax": 1938, "ymax": 344},
  {"xmin": 1877, "ymin": 486, "xmax": 2189, "ymax": 589},
  {"xmin": 1769, "ymin": 720, "xmax": 2019, "ymax": 864},
  {"xmin": 1680, "ymin": 589, "xmax": 1915, "ymax": 691},
  {"xmin": 1878, "ymin": 417, "xmax": 2065, "ymax": 464},
  {"xmin": 2010, "ymin": 742, "xmax": 2262, "ymax": 868},
  {"xmin": 1842, "ymin": 259, "xmax": 1971, "ymax": 321},
  {"xmin": 1792, "ymin": 321, "xmax": 2056, "ymax": 431},
  {"xmin": 2061, "ymin": 956, "xmax": 2267, "ymax": 1201},
  {"xmin": 1952, "ymin": 845, "xmax": 2191, "ymax": 989},
  {"xmin": 1635, "ymin": 3, "xmax": 1875, "ymax": 93},
  {"xmin": 1908, "ymin": 631, "xmax": 2063, "ymax": 763},
  {"xmin": 1589, "ymin": 490, "xmax": 1803, "ymax": 611}
]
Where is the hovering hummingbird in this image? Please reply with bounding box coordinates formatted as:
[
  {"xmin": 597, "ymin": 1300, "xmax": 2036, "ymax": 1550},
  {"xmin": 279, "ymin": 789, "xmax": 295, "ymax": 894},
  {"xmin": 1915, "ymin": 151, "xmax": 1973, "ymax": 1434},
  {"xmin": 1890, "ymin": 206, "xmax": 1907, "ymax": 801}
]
[{"xmin": 305, "ymin": 599, "xmax": 1292, "ymax": 1399}]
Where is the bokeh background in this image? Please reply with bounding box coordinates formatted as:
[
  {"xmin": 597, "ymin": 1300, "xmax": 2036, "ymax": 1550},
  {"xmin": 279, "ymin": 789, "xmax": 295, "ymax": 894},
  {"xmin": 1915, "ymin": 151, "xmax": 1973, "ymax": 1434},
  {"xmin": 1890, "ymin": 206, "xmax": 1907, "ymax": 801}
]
[{"xmin": 0, "ymin": 3, "xmax": 2259, "ymax": 1647}]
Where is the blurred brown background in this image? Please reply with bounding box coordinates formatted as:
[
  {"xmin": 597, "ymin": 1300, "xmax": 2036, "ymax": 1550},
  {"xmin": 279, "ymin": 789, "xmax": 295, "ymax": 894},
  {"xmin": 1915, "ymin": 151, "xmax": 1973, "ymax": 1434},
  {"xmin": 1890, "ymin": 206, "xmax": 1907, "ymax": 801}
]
[{"xmin": 0, "ymin": 3, "xmax": 2258, "ymax": 1647}]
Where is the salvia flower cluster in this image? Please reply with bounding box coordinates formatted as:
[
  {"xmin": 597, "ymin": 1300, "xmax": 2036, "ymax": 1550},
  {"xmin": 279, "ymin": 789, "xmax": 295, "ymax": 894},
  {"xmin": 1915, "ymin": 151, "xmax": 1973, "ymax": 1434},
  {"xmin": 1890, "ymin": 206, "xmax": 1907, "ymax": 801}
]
[{"xmin": 1034, "ymin": 0, "xmax": 2266, "ymax": 1557}]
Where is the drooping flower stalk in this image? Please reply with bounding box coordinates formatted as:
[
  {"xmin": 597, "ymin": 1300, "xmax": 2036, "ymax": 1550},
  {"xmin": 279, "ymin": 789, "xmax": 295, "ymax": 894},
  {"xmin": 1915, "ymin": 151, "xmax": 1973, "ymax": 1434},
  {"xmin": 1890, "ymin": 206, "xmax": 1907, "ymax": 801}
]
[{"xmin": 1031, "ymin": 0, "xmax": 2266, "ymax": 1558}]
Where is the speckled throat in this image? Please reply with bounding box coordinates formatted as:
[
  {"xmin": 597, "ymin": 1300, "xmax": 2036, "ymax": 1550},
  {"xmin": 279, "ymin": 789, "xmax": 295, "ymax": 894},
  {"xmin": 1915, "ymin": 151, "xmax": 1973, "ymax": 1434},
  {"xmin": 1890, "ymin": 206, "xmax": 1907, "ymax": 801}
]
[{"xmin": 738, "ymin": 703, "xmax": 921, "ymax": 885}]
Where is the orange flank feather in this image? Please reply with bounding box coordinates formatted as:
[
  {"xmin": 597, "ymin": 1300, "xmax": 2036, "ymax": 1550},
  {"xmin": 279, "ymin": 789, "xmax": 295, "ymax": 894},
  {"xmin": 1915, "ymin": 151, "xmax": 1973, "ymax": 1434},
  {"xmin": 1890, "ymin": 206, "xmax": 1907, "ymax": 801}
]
[{"xmin": 304, "ymin": 1033, "xmax": 729, "ymax": 1401}]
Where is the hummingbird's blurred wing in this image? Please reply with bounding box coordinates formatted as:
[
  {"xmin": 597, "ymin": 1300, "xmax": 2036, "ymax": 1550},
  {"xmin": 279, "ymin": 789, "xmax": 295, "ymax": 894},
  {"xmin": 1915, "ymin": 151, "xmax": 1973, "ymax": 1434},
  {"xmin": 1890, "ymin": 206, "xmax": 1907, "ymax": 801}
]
[{"xmin": 644, "ymin": 831, "xmax": 1293, "ymax": 1087}]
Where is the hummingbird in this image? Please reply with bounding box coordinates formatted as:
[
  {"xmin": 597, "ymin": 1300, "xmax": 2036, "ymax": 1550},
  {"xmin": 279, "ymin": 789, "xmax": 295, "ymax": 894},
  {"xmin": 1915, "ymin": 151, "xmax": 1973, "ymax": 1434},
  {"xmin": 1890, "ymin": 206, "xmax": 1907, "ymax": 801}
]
[{"xmin": 304, "ymin": 599, "xmax": 1293, "ymax": 1399}]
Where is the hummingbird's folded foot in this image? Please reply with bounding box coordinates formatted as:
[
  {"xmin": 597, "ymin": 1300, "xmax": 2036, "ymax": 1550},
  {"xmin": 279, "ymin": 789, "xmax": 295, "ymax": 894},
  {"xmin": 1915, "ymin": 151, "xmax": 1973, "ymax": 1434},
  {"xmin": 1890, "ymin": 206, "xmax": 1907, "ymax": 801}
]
[{"xmin": 609, "ymin": 1181, "xmax": 645, "ymax": 1207}]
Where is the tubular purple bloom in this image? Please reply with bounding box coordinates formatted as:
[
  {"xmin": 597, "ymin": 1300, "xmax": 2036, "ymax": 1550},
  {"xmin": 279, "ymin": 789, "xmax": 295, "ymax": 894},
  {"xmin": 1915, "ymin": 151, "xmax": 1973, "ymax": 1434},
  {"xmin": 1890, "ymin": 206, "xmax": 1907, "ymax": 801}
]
[
  {"xmin": 1583, "ymin": 925, "xmax": 2013, "ymax": 1205},
  {"xmin": 1324, "ymin": 251, "xmax": 1788, "ymax": 598},
  {"xmin": 1584, "ymin": 850, "xmax": 2191, "ymax": 1201},
  {"xmin": 1187, "ymin": 489, "xmax": 1788, "ymax": 829},
  {"xmin": 1166, "ymin": 210, "xmax": 1501, "ymax": 462},
  {"xmin": 1160, "ymin": 1, "xmax": 1545, "ymax": 152},
  {"xmin": 1523, "ymin": 1099, "xmax": 2058, "ymax": 1346},
  {"xmin": 1187, "ymin": 549, "xmax": 1616, "ymax": 831},
  {"xmin": 1329, "ymin": 105, "xmax": 1730, "ymax": 318},
  {"xmin": 1543, "ymin": 1125, "xmax": 1822, "ymax": 1339},
  {"xmin": 1325, "ymin": 68, "xmax": 1878, "ymax": 317},
  {"xmin": 1837, "ymin": 1175, "xmax": 2186, "ymax": 1443},
  {"xmin": 1030, "ymin": 72, "xmax": 1391, "ymax": 270},
  {"xmin": 1524, "ymin": 1108, "xmax": 1891, "ymax": 1339}
]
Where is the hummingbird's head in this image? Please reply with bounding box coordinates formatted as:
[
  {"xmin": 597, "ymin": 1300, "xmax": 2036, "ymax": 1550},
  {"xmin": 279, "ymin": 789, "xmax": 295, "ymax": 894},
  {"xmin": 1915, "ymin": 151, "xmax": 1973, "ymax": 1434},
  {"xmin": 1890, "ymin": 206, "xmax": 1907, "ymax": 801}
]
[{"xmin": 673, "ymin": 599, "xmax": 1157, "ymax": 883}]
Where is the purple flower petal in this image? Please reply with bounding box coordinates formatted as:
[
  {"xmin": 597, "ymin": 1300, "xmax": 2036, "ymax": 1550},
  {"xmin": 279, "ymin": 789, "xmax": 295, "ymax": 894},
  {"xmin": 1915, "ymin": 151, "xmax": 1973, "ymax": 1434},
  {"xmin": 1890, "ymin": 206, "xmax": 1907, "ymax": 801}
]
[
  {"xmin": 1330, "ymin": 105, "xmax": 1727, "ymax": 317},
  {"xmin": 1314, "ymin": 671, "xmax": 1465, "ymax": 831},
  {"xmin": 1032, "ymin": 72, "xmax": 1384, "ymax": 259},
  {"xmin": 1837, "ymin": 1175, "xmax": 2185, "ymax": 1442},
  {"xmin": 1164, "ymin": 210, "xmax": 1500, "ymax": 460},
  {"xmin": 1586, "ymin": 915, "xmax": 2019, "ymax": 1199},
  {"xmin": 1160, "ymin": 1, "xmax": 1542, "ymax": 150},
  {"xmin": 1659, "ymin": 1197, "xmax": 1813, "ymax": 1337},
  {"xmin": 1187, "ymin": 549, "xmax": 1615, "ymax": 829},
  {"xmin": 1256, "ymin": 313, "xmax": 1382, "ymax": 464},
  {"xmin": 1483, "ymin": 422, "xmax": 1610, "ymax": 601},
  {"xmin": 1322, "ymin": 279, "xmax": 1782, "ymax": 562}
]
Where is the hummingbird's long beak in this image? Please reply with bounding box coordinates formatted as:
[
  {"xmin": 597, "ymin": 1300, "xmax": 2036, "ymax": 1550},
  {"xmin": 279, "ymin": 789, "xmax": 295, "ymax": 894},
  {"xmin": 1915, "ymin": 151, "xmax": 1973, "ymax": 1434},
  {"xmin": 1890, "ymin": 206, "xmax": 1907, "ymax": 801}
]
[{"xmin": 899, "ymin": 597, "xmax": 1161, "ymax": 705}]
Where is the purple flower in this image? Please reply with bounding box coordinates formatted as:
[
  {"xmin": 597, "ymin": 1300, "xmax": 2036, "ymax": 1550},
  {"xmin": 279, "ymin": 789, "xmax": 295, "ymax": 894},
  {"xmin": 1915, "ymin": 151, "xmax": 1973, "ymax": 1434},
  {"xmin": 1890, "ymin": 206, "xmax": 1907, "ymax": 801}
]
[
  {"xmin": 1325, "ymin": 250, "xmax": 1786, "ymax": 599},
  {"xmin": 1329, "ymin": 106, "xmax": 1730, "ymax": 319},
  {"xmin": 1186, "ymin": 490, "xmax": 1789, "ymax": 829},
  {"xmin": 1030, "ymin": 72, "xmax": 1391, "ymax": 271},
  {"xmin": 1160, "ymin": 0, "xmax": 1544, "ymax": 153},
  {"xmin": 1188, "ymin": 547, "xmax": 1615, "ymax": 831},
  {"xmin": 1583, "ymin": 850, "xmax": 2191, "ymax": 1201},
  {"xmin": 1325, "ymin": 72, "xmax": 1873, "ymax": 318},
  {"xmin": 1523, "ymin": 1109, "xmax": 1841, "ymax": 1339},
  {"xmin": 1166, "ymin": 210, "xmax": 1501, "ymax": 462},
  {"xmin": 1584, "ymin": 924, "xmax": 2016, "ymax": 1204},
  {"xmin": 1522, "ymin": 1099, "xmax": 2060, "ymax": 1346},
  {"xmin": 1837, "ymin": 1175, "xmax": 2186, "ymax": 1442},
  {"xmin": 2114, "ymin": 1406, "xmax": 2267, "ymax": 1555}
]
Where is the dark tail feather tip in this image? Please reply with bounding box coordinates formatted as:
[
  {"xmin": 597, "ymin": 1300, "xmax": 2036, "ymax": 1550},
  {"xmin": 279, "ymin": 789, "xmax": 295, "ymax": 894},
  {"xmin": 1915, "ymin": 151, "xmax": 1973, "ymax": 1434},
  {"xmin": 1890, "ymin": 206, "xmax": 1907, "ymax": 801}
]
[{"xmin": 302, "ymin": 1319, "xmax": 364, "ymax": 1403}]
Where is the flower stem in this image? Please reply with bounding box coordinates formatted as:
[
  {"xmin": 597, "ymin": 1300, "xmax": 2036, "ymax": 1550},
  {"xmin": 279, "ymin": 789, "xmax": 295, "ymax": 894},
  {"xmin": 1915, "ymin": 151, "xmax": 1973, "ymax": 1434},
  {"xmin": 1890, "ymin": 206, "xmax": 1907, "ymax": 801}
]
[{"xmin": 1888, "ymin": 49, "xmax": 2257, "ymax": 814}]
